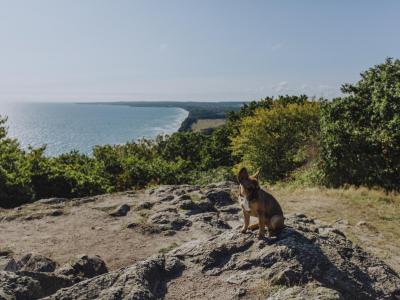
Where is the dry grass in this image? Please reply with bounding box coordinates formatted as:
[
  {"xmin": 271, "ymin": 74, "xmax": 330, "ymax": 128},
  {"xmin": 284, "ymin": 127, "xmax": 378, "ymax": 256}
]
[
  {"xmin": 256, "ymin": 279, "xmax": 286, "ymax": 298},
  {"xmin": 159, "ymin": 242, "xmax": 179, "ymax": 254},
  {"xmin": 191, "ymin": 119, "xmax": 226, "ymax": 132},
  {"xmin": 267, "ymin": 184, "xmax": 400, "ymax": 271}
]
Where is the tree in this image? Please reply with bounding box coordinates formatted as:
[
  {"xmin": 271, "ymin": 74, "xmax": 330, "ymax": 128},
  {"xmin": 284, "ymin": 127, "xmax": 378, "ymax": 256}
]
[
  {"xmin": 231, "ymin": 101, "xmax": 320, "ymax": 181},
  {"xmin": 320, "ymin": 58, "xmax": 400, "ymax": 190},
  {"xmin": 0, "ymin": 116, "xmax": 33, "ymax": 207}
]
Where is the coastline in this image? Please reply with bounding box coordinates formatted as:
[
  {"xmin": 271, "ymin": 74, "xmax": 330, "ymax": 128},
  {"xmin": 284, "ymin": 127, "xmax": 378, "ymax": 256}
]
[
  {"xmin": 167, "ymin": 107, "xmax": 189, "ymax": 134},
  {"xmin": 84, "ymin": 101, "xmax": 245, "ymax": 132},
  {"xmin": 2, "ymin": 103, "xmax": 190, "ymax": 156}
]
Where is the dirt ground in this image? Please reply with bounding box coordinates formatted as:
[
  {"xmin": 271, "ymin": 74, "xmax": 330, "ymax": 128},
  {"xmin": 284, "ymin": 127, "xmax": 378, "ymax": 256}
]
[{"xmin": 0, "ymin": 191, "xmax": 209, "ymax": 270}]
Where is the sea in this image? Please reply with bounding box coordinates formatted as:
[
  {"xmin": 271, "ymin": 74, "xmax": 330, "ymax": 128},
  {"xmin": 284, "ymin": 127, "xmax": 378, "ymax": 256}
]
[{"xmin": 0, "ymin": 102, "xmax": 188, "ymax": 156}]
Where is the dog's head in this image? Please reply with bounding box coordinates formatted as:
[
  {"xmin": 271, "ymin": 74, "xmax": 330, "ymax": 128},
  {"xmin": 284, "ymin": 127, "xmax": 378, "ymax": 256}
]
[{"xmin": 237, "ymin": 167, "xmax": 260, "ymax": 199}]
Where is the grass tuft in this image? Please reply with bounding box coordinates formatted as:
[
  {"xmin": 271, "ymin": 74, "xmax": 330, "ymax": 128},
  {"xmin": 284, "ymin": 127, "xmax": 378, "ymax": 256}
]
[{"xmin": 158, "ymin": 242, "xmax": 179, "ymax": 254}]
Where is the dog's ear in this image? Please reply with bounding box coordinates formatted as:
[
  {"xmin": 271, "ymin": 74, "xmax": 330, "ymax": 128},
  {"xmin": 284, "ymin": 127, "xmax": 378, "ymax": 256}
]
[
  {"xmin": 251, "ymin": 169, "xmax": 260, "ymax": 180},
  {"xmin": 238, "ymin": 167, "xmax": 249, "ymax": 184}
]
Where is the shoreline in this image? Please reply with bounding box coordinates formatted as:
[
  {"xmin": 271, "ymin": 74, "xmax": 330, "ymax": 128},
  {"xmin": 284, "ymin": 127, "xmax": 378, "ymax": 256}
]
[
  {"xmin": 85, "ymin": 101, "xmax": 245, "ymax": 132},
  {"xmin": 1, "ymin": 103, "xmax": 190, "ymax": 156}
]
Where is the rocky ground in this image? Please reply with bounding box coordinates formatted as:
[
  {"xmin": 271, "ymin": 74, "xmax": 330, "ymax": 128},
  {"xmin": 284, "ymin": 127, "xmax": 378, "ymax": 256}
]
[{"xmin": 1, "ymin": 182, "xmax": 399, "ymax": 299}]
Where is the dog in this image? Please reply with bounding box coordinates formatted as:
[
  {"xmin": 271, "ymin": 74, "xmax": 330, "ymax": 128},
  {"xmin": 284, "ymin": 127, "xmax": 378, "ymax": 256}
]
[{"xmin": 238, "ymin": 167, "xmax": 284, "ymax": 238}]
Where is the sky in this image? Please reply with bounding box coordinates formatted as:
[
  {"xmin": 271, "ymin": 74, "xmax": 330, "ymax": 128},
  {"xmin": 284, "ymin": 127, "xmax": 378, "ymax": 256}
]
[{"xmin": 0, "ymin": 0, "xmax": 399, "ymax": 103}]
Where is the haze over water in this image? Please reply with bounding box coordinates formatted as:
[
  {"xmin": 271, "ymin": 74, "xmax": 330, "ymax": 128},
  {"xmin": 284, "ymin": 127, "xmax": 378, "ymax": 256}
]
[{"xmin": 0, "ymin": 103, "xmax": 188, "ymax": 156}]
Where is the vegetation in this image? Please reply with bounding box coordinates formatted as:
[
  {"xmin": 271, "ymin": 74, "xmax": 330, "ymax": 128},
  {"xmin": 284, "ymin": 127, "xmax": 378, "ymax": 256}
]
[
  {"xmin": 0, "ymin": 58, "xmax": 399, "ymax": 208},
  {"xmin": 271, "ymin": 183, "xmax": 400, "ymax": 268},
  {"xmin": 231, "ymin": 100, "xmax": 320, "ymax": 182},
  {"xmin": 0, "ymin": 120, "xmax": 233, "ymax": 208},
  {"xmin": 319, "ymin": 58, "xmax": 400, "ymax": 190}
]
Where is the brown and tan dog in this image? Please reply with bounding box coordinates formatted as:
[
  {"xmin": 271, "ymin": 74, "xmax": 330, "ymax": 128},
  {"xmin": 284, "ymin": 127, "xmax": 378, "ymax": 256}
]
[{"xmin": 238, "ymin": 167, "xmax": 284, "ymax": 238}]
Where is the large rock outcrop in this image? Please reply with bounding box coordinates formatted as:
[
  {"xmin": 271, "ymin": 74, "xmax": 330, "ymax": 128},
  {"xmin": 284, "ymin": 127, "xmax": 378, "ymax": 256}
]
[
  {"xmin": 43, "ymin": 214, "xmax": 399, "ymax": 300},
  {"xmin": 1, "ymin": 182, "xmax": 399, "ymax": 299}
]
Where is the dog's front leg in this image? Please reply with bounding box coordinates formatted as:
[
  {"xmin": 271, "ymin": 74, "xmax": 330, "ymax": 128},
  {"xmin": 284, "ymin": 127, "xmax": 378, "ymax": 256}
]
[
  {"xmin": 241, "ymin": 207, "xmax": 250, "ymax": 233},
  {"xmin": 257, "ymin": 212, "xmax": 266, "ymax": 238}
]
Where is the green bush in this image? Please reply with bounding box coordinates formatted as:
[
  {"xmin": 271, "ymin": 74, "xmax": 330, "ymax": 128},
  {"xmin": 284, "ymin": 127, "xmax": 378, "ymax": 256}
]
[
  {"xmin": 231, "ymin": 101, "xmax": 320, "ymax": 182},
  {"xmin": 30, "ymin": 150, "xmax": 111, "ymax": 199},
  {"xmin": 0, "ymin": 117, "xmax": 33, "ymax": 207},
  {"xmin": 319, "ymin": 58, "xmax": 400, "ymax": 190}
]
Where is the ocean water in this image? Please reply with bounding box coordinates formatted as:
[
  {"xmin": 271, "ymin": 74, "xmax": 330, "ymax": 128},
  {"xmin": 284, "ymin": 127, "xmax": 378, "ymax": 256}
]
[{"xmin": 0, "ymin": 102, "xmax": 188, "ymax": 156}]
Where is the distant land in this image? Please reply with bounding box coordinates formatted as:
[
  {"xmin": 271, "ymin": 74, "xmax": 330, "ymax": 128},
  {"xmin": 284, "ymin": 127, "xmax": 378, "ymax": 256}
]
[{"xmin": 87, "ymin": 101, "xmax": 246, "ymax": 132}]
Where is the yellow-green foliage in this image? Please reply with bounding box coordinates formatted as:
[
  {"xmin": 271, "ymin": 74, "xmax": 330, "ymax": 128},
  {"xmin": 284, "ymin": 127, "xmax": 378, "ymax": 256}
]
[{"xmin": 231, "ymin": 102, "xmax": 320, "ymax": 182}]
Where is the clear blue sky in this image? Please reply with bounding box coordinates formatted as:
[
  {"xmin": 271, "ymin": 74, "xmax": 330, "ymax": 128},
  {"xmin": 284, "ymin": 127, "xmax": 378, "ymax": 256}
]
[{"xmin": 0, "ymin": 0, "xmax": 399, "ymax": 102}]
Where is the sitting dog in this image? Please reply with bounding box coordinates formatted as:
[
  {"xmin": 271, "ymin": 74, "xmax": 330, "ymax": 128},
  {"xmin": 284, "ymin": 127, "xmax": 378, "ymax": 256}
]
[{"xmin": 238, "ymin": 167, "xmax": 284, "ymax": 238}]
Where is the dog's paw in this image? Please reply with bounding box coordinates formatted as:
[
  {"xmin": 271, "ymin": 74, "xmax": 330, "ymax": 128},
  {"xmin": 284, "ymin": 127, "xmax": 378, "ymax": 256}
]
[
  {"xmin": 241, "ymin": 227, "xmax": 248, "ymax": 234},
  {"xmin": 257, "ymin": 232, "xmax": 265, "ymax": 239}
]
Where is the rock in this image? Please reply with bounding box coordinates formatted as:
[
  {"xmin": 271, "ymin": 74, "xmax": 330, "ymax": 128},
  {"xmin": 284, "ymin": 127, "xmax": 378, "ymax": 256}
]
[
  {"xmin": 127, "ymin": 222, "xmax": 162, "ymax": 235},
  {"xmin": 109, "ymin": 204, "xmax": 130, "ymax": 217},
  {"xmin": 137, "ymin": 201, "xmax": 154, "ymax": 210},
  {"xmin": 55, "ymin": 255, "xmax": 108, "ymax": 280},
  {"xmin": 16, "ymin": 253, "xmax": 32, "ymax": 269},
  {"xmin": 0, "ymin": 271, "xmax": 43, "ymax": 299},
  {"xmin": 37, "ymin": 198, "xmax": 69, "ymax": 205},
  {"xmin": 24, "ymin": 214, "xmax": 44, "ymax": 221},
  {"xmin": 0, "ymin": 250, "xmax": 12, "ymax": 257},
  {"xmin": 2, "ymin": 183, "xmax": 400, "ymax": 299},
  {"xmin": 19, "ymin": 254, "xmax": 56, "ymax": 273},
  {"xmin": 206, "ymin": 189, "xmax": 234, "ymax": 207},
  {"xmin": 268, "ymin": 284, "xmax": 344, "ymax": 300},
  {"xmin": 357, "ymin": 220, "xmax": 367, "ymax": 226},
  {"xmin": 49, "ymin": 209, "xmax": 63, "ymax": 217},
  {"xmin": 44, "ymin": 256, "xmax": 182, "ymax": 300},
  {"xmin": 0, "ymin": 270, "xmax": 73, "ymax": 299},
  {"xmin": 159, "ymin": 195, "xmax": 175, "ymax": 202},
  {"xmin": 165, "ymin": 214, "xmax": 400, "ymax": 299},
  {"xmin": 190, "ymin": 212, "xmax": 231, "ymax": 234},
  {"xmin": 0, "ymin": 254, "xmax": 104, "ymax": 299},
  {"xmin": 163, "ymin": 230, "xmax": 176, "ymax": 236},
  {"xmin": 148, "ymin": 212, "xmax": 191, "ymax": 231},
  {"xmin": 177, "ymin": 194, "xmax": 192, "ymax": 200},
  {"xmin": 179, "ymin": 199, "xmax": 198, "ymax": 210},
  {"xmin": 75, "ymin": 196, "xmax": 98, "ymax": 204},
  {"xmin": 19, "ymin": 271, "xmax": 73, "ymax": 297},
  {"xmin": 0, "ymin": 257, "xmax": 18, "ymax": 272},
  {"xmin": 180, "ymin": 199, "xmax": 216, "ymax": 216},
  {"xmin": 93, "ymin": 226, "xmax": 103, "ymax": 231},
  {"xmin": 318, "ymin": 227, "xmax": 346, "ymax": 237},
  {"xmin": 205, "ymin": 181, "xmax": 235, "ymax": 189}
]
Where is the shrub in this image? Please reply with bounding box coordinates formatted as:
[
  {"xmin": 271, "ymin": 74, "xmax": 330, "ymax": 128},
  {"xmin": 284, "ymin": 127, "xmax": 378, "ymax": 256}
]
[
  {"xmin": 0, "ymin": 117, "xmax": 33, "ymax": 207},
  {"xmin": 231, "ymin": 101, "xmax": 320, "ymax": 181},
  {"xmin": 30, "ymin": 150, "xmax": 111, "ymax": 199},
  {"xmin": 319, "ymin": 58, "xmax": 400, "ymax": 190}
]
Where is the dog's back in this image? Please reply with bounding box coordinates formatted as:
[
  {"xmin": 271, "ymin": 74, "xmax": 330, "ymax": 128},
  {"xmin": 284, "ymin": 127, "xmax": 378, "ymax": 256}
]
[{"xmin": 258, "ymin": 188, "xmax": 283, "ymax": 218}]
